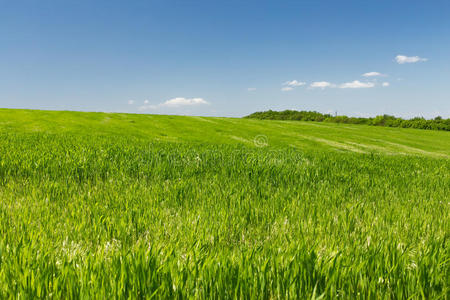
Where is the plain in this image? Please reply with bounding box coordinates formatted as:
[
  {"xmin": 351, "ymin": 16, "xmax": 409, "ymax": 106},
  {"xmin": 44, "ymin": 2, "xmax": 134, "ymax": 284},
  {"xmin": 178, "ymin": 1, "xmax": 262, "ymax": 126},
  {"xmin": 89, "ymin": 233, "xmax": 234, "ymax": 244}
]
[{"xmin": 0, "ymin": 109, "xmax": 449, "ymax": 299}]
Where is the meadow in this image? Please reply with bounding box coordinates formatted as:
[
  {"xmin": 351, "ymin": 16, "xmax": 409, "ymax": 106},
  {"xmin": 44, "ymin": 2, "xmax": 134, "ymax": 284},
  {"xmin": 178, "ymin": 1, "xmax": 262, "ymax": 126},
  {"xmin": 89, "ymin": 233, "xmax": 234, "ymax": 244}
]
[{"xmin": 0, "ymin": 108, "xmax": 449, "ymax": 299}]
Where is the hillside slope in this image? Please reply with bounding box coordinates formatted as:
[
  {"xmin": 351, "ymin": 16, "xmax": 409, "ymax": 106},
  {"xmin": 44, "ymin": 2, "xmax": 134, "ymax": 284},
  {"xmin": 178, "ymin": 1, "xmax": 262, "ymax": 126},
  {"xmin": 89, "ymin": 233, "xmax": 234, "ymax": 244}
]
[
  {"xmin": 1, "ymin": 108, "xmax": 449, "ymax": 157},
  {"xmin": 0, "ymin": 108, "xmax": 449, "ymax": 298}
]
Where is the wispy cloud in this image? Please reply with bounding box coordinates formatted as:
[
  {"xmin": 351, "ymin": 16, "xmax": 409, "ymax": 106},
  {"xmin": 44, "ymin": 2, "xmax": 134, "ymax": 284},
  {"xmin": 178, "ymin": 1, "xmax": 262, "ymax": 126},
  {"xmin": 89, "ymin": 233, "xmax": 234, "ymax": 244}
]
[
  {"xmin": 281, "ymin": 80, "xmax": 305, "ymax": 91},
  {"xmin": 310, "ymin": 81, "xmax": 334, "ymax": 89},
  {"xmin": 128, "ymin": 100, "xmax": 134, "ymax": 105},
  {"xmin": 395, "ymin": 55, "xmax": 428, "ymax": 64},
  {"xmin": 309, "ymin": 80, "xmax": 379, "ymax": 89},
  {"xmin": 247, "ymin": 87, "xmax": 256, "ymax": 91},
  {"xmin": 382, "ymin": 82, "xmax": 390, "ymax": 87},
  {"xmin": 362, "ymin": 72, "xmax": 385, "ymax": 77},
  {"xmin": 283, "ymin": 80, "xmax": 306, "ymax": 87},
  {"xmin": 281, "ymin": 86, "xmax": 294, "ymax": 92},
  {"xmin": 139, "ymin": 97, "xmax": 209, "ymax": 111},
  {"xmin": 339, "ymin": 80, "xmax": 375, "ymax": 89}
]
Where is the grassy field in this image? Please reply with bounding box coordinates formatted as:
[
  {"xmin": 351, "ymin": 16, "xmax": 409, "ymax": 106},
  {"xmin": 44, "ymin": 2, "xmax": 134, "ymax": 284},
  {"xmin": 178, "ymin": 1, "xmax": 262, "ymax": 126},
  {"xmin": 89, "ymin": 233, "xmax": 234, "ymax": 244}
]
[{"xmin": 0, "ymin": 108, "xmax": 449, "ymax": 299}]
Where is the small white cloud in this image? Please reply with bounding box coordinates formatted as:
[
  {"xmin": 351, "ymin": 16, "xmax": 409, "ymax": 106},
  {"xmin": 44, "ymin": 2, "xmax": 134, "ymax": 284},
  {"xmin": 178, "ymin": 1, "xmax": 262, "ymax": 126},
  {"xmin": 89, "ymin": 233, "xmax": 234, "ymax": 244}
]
[
  {"xmin": 247, "ymin": 87, "xmax": 256, "ymax": 91},
  {"xmin": 283, "ymin": 80, "xmax": 306, "ymax": 87},
  {"xmin": 310, "ymin": 81, "xmax": 334, "ymax": 88},
  {"xmin": 339, "ymin": 80, "xmax": 375, "ymax": 89},
  {"xmin": 281, "ymin": 86, "xmax": 294, "ymax": 92},
  {"xmin": 382, "ymin": 82, "xmax": 390, "ymax": 87},
  {"xmin": 362, "ymin": 72, "xmax": 385, "ymax": 77},
  {"xmin": 139, "ymin": 97, "xmax": 209, "ymax": 111},
  {"xmin": 162, "ymin": 97, "xmax": 209, "ymax": 107},
  {"xmin": 128, "ymin": 100, "xmax": 134, "ymax": 105},
  {"xmin": 144, "ymin": 100, "xmax": 149, "ymax": 104},
  {"xmin": 395, "ymin": 55, "xmax": 428, "ymax": 64}
]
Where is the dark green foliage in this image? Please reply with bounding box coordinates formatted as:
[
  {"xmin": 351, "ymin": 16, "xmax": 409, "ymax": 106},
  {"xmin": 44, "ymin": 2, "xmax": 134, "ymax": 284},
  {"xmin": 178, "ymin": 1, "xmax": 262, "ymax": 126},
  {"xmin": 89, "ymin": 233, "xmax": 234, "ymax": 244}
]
[{"xmin": 246, "ymin": 110, "xmax": 450, "ymax": 131}]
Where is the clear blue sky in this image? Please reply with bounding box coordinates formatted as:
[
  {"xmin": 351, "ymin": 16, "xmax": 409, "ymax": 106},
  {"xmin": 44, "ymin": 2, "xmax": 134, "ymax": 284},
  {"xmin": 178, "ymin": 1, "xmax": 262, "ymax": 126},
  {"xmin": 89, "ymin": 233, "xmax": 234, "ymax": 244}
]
[{"xmin": 1, "ymin": 0, "xmax": 449, "ymax": 118}]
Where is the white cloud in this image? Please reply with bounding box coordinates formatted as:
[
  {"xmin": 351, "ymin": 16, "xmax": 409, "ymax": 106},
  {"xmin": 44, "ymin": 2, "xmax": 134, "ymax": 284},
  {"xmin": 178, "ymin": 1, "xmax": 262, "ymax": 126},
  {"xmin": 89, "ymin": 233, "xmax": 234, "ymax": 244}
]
[
  {"xmin": 281, "ymin": 80, "xmax": 305, "ymax": 92},
  {"xmin": 128, "ymin": 100, "xmax": 134, "ymax": 105},
  {"xmin": 144, "ymin": 100, "xmax": 149, "ymax": 104},
  {"xmin": 395, "ymin": 55, "xmax": 428, "ymax": 64},
  {"xmin": 309, "ymin": 80, "xmax": 378, "ymax": 89},
  {"xmin": 310, "ymin": 81, "xmax": 334, "ymax": 88},
  {"xmin": 283, "ymin": 80, "xmax": 306, "ymax": 87},
  {"xmin": 339, "ymin": 80, "xmax": 375, "ymax": 89},
  {"xmin": 163, "ymin": 97, "xmax": 209, "ymax": 107},
  {"xmin": 247, "ymin": 87, "xmax": 256, "ymax": 91},
  {"xmin": 362, "ymin": 72, "xmax": 385, "ymax": 77},
  {"xmin": 281, "ymin": 86, "xmax": 294, "ymax": 92},
  {"xmin": 139, "ymin": 97, "xmax": 209, "ymax": 111},
  {"xmin": 382, "ymin": 82, "xmax": 390, "ymax": 87}
]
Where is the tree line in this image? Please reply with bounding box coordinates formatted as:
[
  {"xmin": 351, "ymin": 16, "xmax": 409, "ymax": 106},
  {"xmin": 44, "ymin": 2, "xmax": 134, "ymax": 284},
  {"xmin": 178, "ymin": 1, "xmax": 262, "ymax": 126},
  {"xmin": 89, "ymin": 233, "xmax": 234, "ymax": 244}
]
[{"xmin": 245, "ymin": 110, "xmax": 450, "ymax": 131}]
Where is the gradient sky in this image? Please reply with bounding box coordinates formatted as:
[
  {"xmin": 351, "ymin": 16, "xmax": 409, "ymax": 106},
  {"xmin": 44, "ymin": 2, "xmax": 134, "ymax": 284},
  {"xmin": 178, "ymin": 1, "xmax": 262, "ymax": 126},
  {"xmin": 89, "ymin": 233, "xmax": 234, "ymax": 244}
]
[{"xmin": 1, "ymin": 0, "xmax": 449, "ymax": 118}]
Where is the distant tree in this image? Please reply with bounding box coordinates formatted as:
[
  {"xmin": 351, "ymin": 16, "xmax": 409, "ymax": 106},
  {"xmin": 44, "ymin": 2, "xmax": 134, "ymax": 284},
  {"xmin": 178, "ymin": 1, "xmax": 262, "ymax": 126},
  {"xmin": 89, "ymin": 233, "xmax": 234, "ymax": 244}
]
[{"xmin": 245, "ymin": 110, "xmax": 449, "ymax": 131}]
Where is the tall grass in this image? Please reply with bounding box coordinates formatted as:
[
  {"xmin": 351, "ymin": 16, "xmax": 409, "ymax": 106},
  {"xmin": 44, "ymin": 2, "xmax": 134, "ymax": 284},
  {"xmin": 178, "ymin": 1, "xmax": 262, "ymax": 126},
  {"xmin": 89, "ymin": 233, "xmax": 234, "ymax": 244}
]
[{"xmin": 0, "ymin": 131, "xmax": 448, "ymax": 298}]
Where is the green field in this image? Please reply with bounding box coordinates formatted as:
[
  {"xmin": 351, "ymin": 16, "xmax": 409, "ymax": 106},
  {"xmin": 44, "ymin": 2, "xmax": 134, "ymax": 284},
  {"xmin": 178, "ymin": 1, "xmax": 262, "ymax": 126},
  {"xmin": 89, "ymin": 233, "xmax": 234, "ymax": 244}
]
[{"xmin": 0, "ymin": 108, "xmax": 449, "ymax": 299}]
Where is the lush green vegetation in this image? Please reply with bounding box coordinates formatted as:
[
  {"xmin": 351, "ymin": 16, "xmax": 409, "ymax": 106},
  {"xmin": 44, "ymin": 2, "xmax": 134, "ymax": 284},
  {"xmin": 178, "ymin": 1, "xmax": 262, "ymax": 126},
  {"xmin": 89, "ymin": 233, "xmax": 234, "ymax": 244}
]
[
  {"xmin": 0, "ymin": 108, "xmax": 449, "ymax": 298},
  {"xmin": 246, "ymin": 110, "xmax": 450, "ymax": 131}
]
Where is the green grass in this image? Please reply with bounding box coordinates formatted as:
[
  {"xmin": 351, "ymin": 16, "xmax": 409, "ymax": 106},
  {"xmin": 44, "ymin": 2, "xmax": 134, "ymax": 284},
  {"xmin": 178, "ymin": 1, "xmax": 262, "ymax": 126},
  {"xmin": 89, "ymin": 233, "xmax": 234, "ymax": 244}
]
[{"xmin": 0, "ymin": 108, "xmax": 449, "ymax": 299}]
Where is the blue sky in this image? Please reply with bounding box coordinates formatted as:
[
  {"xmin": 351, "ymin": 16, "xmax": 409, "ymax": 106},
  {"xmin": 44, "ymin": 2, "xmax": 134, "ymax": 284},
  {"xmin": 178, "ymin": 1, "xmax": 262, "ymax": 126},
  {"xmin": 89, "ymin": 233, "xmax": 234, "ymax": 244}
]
[{"xmin": 1, "ymin": 0, "xmax": 449, "ymax": 118}]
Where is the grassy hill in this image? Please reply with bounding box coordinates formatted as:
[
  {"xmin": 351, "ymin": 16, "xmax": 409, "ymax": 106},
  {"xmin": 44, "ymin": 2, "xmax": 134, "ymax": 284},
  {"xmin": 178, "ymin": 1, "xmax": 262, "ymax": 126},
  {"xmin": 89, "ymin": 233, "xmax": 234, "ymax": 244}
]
[
  {"xmin": 0, "ymin": 109, "xmax": 449, "ymax": 298},
  {"xmin": 1, "ymin": 108, "xmax": 449, "ymax": 156}
]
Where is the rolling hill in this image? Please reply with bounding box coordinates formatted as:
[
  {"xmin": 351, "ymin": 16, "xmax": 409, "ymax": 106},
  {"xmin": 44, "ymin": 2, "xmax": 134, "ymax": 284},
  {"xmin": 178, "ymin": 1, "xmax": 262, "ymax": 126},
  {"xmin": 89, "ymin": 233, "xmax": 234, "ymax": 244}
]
[{"xmin": 0, "ymin": 108, "xmax": 448, "ymax": 298}]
